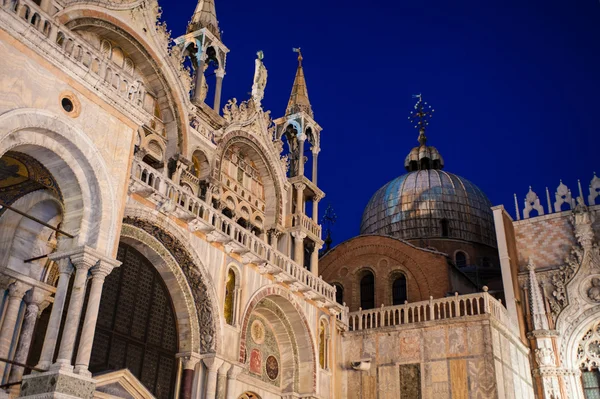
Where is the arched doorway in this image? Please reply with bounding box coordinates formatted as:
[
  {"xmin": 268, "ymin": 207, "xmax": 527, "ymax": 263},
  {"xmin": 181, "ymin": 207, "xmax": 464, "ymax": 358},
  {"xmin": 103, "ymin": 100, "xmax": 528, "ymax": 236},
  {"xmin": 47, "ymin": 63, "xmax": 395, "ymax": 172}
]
[
  {"xmin": 89, "ymin": 243, "xmax": 179, "ymax": 399},
  {"xmin": 239, "ymin": 393, "xmax": 261, "ymax": 399}
]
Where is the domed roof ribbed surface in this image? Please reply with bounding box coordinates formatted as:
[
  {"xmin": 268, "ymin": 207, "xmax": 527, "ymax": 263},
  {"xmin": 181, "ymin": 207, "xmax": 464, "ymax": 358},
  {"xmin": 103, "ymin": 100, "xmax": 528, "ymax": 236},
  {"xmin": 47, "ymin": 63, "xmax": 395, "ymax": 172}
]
[{"xmin": 360, "ymin": 170, "xmax": 496, "ymax": 247}]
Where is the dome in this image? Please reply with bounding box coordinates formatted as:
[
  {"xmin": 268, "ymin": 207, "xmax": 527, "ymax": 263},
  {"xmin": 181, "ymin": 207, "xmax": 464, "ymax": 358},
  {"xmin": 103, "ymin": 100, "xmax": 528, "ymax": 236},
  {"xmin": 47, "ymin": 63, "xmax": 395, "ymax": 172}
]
[{"xmin": 360, "ymin": 170, "xmax": 497, "ymax": 247}]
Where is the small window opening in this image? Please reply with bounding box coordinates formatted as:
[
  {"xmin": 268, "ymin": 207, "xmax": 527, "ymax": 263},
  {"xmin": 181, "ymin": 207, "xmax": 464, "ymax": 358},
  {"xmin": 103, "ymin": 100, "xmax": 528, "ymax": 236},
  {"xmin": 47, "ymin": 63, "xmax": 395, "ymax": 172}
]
[{"xmin": 61, "ymin": 98, "xmax": 74, "ymax": 113}]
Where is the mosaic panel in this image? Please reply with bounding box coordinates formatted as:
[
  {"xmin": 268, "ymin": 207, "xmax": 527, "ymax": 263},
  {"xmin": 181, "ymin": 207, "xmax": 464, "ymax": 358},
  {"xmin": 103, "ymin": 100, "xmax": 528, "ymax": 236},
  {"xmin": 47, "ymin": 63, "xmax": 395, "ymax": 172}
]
[
  {"xmin": 243, "ymin": 314, "xmax": 281, "ymax": 388},
  {"xmin": 399, "ymin": 363, "xmax": 421, "ymax": 398}
]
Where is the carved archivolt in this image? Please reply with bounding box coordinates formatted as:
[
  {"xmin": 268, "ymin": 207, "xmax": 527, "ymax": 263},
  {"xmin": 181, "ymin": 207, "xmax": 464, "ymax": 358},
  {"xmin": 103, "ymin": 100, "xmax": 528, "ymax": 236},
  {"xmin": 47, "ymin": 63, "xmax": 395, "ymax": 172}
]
[{"xmin": 123, "ymin": 217, "xmax": 217, "ymax": 353}]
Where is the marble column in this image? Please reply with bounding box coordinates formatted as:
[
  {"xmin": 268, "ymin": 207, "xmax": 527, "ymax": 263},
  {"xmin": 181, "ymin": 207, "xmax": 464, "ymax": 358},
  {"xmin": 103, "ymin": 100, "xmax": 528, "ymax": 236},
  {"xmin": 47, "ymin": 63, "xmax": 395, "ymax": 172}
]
[
  {"xmin": 177, "ymin": 353, "xmax": 200, "ymax": 399},
  {"xmin": 193, "ymin": 58, "xmax": 206, "ymax": 104},
  {"xmin": 0, "ymin": 282, "xmax": 29, "ymax": 378},
  {"xmin": 203, "ymin": 357, "xmax": 224, "ymax": 399},
  {"xmin": 311, "ymin": 146, "xmax": 320, "ymax": 185},
  {"xmin": 52, "ymin": 250, "xmax": 98, "ymax": 371},
  {"xmin": 311, "ymin": 244, "xmax": 322, "ymax": 276},
  {"xmin": 312, "ymin": 196, "xmax": 320, "ymax": 224},
  {"xmin": 294, "ymin": 183, "xmax": 306, "ymax": 215},
  {"xmin": 37, "ymin": 258, "xmax": 73, "ymax": 370},
  {"xmin": 292, "ymin": 231, "xmax": 307, "ymax": 266},
  {"xmin": 297, "ymin": 133, "xmax": 306, "ymax": 177},
  {"xmin": 213, "ymin": 69, "xmax": 225, "ymax": 113},
  {"xmin": 8, "ymin": 288, "xmax": 48, "ymax": 385},
  {"xmin": 216, "ymin": 362, "xmax": 230, "ymax": 399},
  {"xmin": 74, "ymin": 259, "xmax": 120, "ymax": 376},
  {"xmin": 225, "ymin": 365, "xmax": 242, "ymax": 399}
]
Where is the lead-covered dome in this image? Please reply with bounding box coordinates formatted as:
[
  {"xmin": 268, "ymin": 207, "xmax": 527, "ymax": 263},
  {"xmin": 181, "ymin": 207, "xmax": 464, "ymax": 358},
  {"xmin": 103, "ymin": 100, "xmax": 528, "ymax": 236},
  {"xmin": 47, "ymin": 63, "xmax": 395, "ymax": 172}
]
[{"xmin": 360, "ymin": 170, "xmax": 496, "ymax": 247}]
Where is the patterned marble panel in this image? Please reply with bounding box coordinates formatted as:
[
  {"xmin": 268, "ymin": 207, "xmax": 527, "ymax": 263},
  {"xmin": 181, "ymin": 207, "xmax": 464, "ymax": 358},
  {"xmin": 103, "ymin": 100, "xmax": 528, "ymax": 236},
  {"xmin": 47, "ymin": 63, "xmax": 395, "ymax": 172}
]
[
  {"xmin": 399, "ymin": 331, "xmax": 421, "ymax": 362},
  {"xmin": 447, "ymin": 326, "xmax": 467, "ymax": 357},
  {"xmin": 494, "ymin": 358, "xmax": 505, "ymax": 399},
  {"xmin": 363, "ymin": 335, "xmax": 377, "ymax": 359},
  {"xmin": 399, "ymin": 364, "xmax": 421, "ymax": 398},
  {"xmin": 467, "ymin": 324, "xmax": 485, "ymax": 356},
  {"xmin": 362, "ymin": 374, "xmax": 377, "ymax": 399},
  {"xmin": 492, "ymin": 328, "xmax": 501, "ymax": 358},
  {"xmin": 377, "ymin": 365, "xmax": 399, "ymax": 399},
  {"xmin": 503, "ymin": 363, "xmax": 515, "ymax": 399},
  {"xmin": 450, "ymin": 359, "xmax": 468, "ymax": 399},
  {"xmin": 468, "ymin": 357, "xmax": 497, "ymax": 399},
  {"xmin": 424, "ymin": 328, "xmax": 446, "ymax": 361},
  {"xmin": 378, "ymin": 333, "xmax": 398, "ymax": 364}
]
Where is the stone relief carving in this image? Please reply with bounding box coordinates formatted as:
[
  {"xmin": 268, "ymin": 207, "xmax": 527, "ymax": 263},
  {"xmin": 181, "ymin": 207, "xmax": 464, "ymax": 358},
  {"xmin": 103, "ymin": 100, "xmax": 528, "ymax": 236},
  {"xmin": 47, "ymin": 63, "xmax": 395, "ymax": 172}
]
[
  {"xmin": 535, "ymin": 347, "xmax": 556, "ymax": 367},
  {"xmin": 550, "ymin": 246, "xmax": 582, "ymax": 318},
  {"xmin": 123, "ymin": 217, "xmax": 217, "ymax": 353},
  {"xmin": 576, "ymin": 321, "xmax": 600, "ymax": 370},
  {"xmin": 223, "ymin": 98, "xmax": 257, "ymax": 123},
  {"xmin": 587, "ymin": 278, "xmax": 600, "ymax": 302}
]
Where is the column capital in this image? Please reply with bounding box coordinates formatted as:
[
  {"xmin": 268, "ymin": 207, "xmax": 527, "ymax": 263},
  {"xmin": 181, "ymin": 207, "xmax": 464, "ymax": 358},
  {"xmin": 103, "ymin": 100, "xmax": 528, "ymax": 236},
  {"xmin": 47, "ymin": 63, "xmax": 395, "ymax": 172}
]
[
  {"xmin": 202, "ymin": 356, "xmax": 224, "ymax": 372},
  {"xmin": 294, "ymin": 182, "xmax": 306, "ymax": 192},
  {"xmin": 91, "ymin": 258, "xmax": 121, "ymax": 280},
  {"xmin": 24, "ymin": 286, "xmax": 52, "ymax": 306},
  {"xmin": 297, "ymin": 133, "xmax": 307, "ymax": 142},
  {"xmin": 177, "ymin": 352, "xmax": 202, "ymax": 370},
  {"xmin": 227, "ymin": 364, "xmax": 243, "ymax": 379},
  {"xmin": 291, "ymin": 231, "xmax": 307, "ymax": 241},
  {"xmin": 7, "ymin": 281, "xmax": 29, "ymax": 299},
  {"xmin": 215, "ymin": 69, "xmax": 226, "ymax": 79},
  {"xmin": 311, "ymin": 146, "xmax": 321, "ymax": 155},
  {"xmin": 218, "ymin": 362, "xmax": 231, "ymax": 376}
]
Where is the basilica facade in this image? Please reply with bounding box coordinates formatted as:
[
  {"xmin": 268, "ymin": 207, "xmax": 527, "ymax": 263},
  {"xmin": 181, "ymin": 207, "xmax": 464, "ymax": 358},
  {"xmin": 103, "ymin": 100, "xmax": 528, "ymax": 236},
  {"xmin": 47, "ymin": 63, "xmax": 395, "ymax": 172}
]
[{"xmin": 0, "ymin": 0, "xmax": 595, "ymax": 398}]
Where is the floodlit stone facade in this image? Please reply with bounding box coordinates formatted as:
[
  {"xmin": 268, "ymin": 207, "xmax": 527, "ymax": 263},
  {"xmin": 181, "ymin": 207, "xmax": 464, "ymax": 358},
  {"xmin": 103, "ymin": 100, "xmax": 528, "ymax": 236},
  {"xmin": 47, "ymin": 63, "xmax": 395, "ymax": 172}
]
[
  {"xmin": 0, "ymin": 0, "xmax": 579, "ymax": 398},
  {"xmin": 495, "ymin": 178, "xmax": 600, "ymax": 399}
]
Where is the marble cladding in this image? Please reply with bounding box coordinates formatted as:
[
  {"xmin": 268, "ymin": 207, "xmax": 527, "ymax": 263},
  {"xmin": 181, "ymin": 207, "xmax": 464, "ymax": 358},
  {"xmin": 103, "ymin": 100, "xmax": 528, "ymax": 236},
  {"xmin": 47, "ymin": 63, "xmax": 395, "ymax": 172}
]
[
  {"xmin": 20, "ymin": 370, "xmax": 96, "ymax": 399},
  {"xmin": 339, "ymin": 316, "xmax": 534, "ymax": 399}
]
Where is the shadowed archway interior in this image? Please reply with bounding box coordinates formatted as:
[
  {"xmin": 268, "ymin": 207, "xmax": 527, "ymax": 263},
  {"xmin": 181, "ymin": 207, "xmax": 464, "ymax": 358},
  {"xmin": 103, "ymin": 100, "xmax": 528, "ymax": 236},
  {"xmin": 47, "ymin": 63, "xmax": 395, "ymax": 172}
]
[{"xmin": 89, "ymin": 243, "xmax": 179, "ymax": 399}]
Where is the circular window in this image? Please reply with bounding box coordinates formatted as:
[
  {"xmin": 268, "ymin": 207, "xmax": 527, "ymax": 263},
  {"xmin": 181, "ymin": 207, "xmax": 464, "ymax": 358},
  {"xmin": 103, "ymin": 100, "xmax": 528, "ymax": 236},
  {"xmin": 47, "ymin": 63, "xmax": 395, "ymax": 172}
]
[
  {"xmin": 61, "ymin": 98, "xmax": 74, "ymax": 113},
  {"xmin": 58, "ymin": 92, "xmax": 81, "ymax": 118}
]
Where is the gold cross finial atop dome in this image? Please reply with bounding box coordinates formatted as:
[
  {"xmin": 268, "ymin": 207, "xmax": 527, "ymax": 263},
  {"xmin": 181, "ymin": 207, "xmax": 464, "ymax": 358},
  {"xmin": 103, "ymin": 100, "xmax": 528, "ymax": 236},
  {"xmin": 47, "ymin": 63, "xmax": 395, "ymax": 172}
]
[{"xmin": 408, "ymin": 94, "xmax": 435, "ymax": 146}]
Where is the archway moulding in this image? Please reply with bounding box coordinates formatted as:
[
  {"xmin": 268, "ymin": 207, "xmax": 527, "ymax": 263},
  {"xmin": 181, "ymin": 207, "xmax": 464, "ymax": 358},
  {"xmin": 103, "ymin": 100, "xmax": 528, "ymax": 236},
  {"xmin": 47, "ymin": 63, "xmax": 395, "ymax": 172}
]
[
  {"xmin": 238, "ymin": 284, "xmax": 317, "ymax": 393},
  {"xmin": 0, "ymin": 108, "xmax": 118, "ymax": 255},
  {"xmin": 123, "ymin": 204, "xmax": 223, "ymax": 353},
  {"xmin": 56, "ymin": 6, "xmax": 192, "ymax": 155}
]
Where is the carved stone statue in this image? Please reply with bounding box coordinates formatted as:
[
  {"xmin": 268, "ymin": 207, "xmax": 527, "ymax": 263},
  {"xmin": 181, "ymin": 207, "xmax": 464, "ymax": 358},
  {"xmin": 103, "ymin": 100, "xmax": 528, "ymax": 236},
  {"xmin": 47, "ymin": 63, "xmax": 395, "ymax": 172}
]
[
  {"xmin": 572, "ymin": 197, "xmax": 595, "ymax": 249},
  {"xmin": 588, "ymin": 278, "xmax": 600, "ymax": 302},
  {"xmin": 251, "ymin": 51, "xmax": 268, "ymax": 106},
  {"xmin": 535, "ymin": 347, "xmax": 555, "ymax": 367}
]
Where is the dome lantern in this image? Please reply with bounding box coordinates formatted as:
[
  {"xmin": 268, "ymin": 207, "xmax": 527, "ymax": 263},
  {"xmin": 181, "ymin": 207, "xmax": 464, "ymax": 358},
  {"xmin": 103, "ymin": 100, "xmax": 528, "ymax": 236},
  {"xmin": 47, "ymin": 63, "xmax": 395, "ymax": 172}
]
[{"xmin": 405, "ymin": 95, "xmax": 444, "ymax": 172}]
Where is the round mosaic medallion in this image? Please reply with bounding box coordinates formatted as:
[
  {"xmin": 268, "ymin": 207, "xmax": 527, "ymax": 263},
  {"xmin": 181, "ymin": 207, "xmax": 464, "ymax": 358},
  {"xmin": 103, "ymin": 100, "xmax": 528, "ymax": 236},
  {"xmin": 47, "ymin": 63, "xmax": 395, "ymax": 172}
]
[
  {"xmin": 250, "ymin": 319, "xmax": 265, "ymax": 345},
  {"xmin": 265, "ymin": 355, "xmax": 279, "ymax": 380}
]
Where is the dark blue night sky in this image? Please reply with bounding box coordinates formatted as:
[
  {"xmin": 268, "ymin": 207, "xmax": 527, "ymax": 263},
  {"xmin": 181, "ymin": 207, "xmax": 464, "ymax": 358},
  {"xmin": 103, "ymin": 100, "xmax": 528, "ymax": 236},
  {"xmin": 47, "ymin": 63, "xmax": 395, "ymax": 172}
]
[{"xmin": 162, "ymin": 0, "xmax": 600, "ymax": 245}]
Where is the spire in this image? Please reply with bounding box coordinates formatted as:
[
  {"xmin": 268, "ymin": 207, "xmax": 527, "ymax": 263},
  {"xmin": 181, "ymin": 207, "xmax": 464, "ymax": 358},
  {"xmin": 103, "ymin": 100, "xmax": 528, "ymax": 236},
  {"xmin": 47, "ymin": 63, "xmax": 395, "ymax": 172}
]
[
  {"xmin": 188, "ymin": 0, "xmax": 220, "ymax": 38},
  {"xmin": 527, "ymin": 259, "xmax": 549, "ymax": 331},
  {"xmin": 286, "ymin": 48, "xmax": 313, "ymax": 117}
]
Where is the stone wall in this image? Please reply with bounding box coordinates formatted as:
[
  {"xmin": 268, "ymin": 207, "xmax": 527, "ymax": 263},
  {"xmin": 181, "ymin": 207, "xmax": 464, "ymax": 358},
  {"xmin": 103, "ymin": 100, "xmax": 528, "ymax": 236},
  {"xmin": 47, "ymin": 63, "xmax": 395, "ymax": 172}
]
[{"xmin": 339, "ymin": 315, "xmax": 534, "ymax": 399}]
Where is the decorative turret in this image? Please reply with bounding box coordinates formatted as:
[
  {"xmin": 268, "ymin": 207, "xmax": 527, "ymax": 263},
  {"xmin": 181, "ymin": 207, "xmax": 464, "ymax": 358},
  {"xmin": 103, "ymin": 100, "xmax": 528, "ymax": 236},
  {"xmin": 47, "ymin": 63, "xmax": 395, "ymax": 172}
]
[
  {"xmin": 404, "ymin": 95, "xmax": 444, "ymax": 172},
  {"xmin": 176, "ymin": 0, "xmax": 229, "ymax": 112},
  {"xmin": 274, "ymin": 49, "xmax": 324, "ymax": 276},
  {"xmin": 187, "ymin": 0, "xmax": 220, "ymax": 38},
  {"xmin": 286, "ymin": 49, "xmax": 313, "ymax": 117}
]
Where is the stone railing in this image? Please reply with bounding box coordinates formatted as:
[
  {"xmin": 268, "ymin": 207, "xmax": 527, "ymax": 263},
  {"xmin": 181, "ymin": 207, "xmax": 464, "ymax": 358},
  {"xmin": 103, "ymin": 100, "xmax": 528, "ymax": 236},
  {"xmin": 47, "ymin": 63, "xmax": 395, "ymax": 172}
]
[
  {"xmin": 180, "ymin": 169, "xmax": 200, "ymax": 192},
  {"xmin": 292, "ymin": 213, "xmax": 322, "ymax": 239},
  {"xmin": 0, "ymin": 0, "xmax": 154, "ymax": 125},
  {"xmin": 347, "ymin": 289, "xmax": 510, "ymax": 332},
  {"xmin": 129, "ymin": 159, "xmax": 341, "ymax": 309}
]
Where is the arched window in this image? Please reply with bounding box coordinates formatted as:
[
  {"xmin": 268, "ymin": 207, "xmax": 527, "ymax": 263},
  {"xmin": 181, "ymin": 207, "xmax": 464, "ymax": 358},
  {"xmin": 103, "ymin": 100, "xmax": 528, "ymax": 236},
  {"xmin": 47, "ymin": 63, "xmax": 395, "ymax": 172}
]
[
  {"xmin": 319, "ymin": 320, "xmax": 329, "ymax": 369},
  {"xmin": 440, "ymin": 219, "xmax": 449, "ymax": 237},
  {"xmin": 360, "ymin": 271, "xmax": 375, "ymax": 310},
  {"xmin": 392, "ymin": 275, "xmax": 407, "ymax": 305},
  {"xmin": 455, "ymin": 251, "xmax": 467, "ymax": 268},
  {"xmin": 334, "ymin": 283, "xmax": 344, "ymax": 304},
  {"xmin": 224, "ymin": 268, "xmax": 238, "ymax": 326},
  {"xmin": 90, "ymin": 244, "xmax": 178, "ymax": 399}
]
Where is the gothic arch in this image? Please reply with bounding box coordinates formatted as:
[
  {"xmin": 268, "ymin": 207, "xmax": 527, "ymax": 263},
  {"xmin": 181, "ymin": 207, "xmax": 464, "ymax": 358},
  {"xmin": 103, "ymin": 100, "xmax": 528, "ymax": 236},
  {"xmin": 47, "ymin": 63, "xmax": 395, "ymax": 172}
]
[
  {"xmin": 0, "ymin": 108, "xmax": 118, "ymax": 254},
  {"xmin": 561, "ymin": 306, "xmax": 600, "ymax": 371},
  {"xmin": 56, "ymin": 7, "xmax": 190, "ymax": 156},
  {"xmin": 122, "ymin": 207, "xmax": 222, "ymax": 354},
  {"xmin": 215, "ymin": 130, "xmax": 287, "ymax": 227},
  {"xmin": 239, "ymin": 285, "xmax": 317, "ymax": 394}
]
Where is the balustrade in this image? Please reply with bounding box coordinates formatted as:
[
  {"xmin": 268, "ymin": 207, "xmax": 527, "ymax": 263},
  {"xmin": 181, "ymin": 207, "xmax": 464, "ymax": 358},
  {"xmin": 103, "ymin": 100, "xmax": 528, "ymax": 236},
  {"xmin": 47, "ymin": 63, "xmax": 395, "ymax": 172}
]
[
  {"xmin": 292, "ymin": 213, "xmax": 322, "ymax": 238},
  {"xmin": 347, "ymin": 290, "xmax": 509, "ymax": 332},
  {"xmin": 1, "ymin": 0, "xmax": 156, "ymax": 124},
  {"xmin": 131, "ymin": 159, "xmax": 339, "ymax": 304}
]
